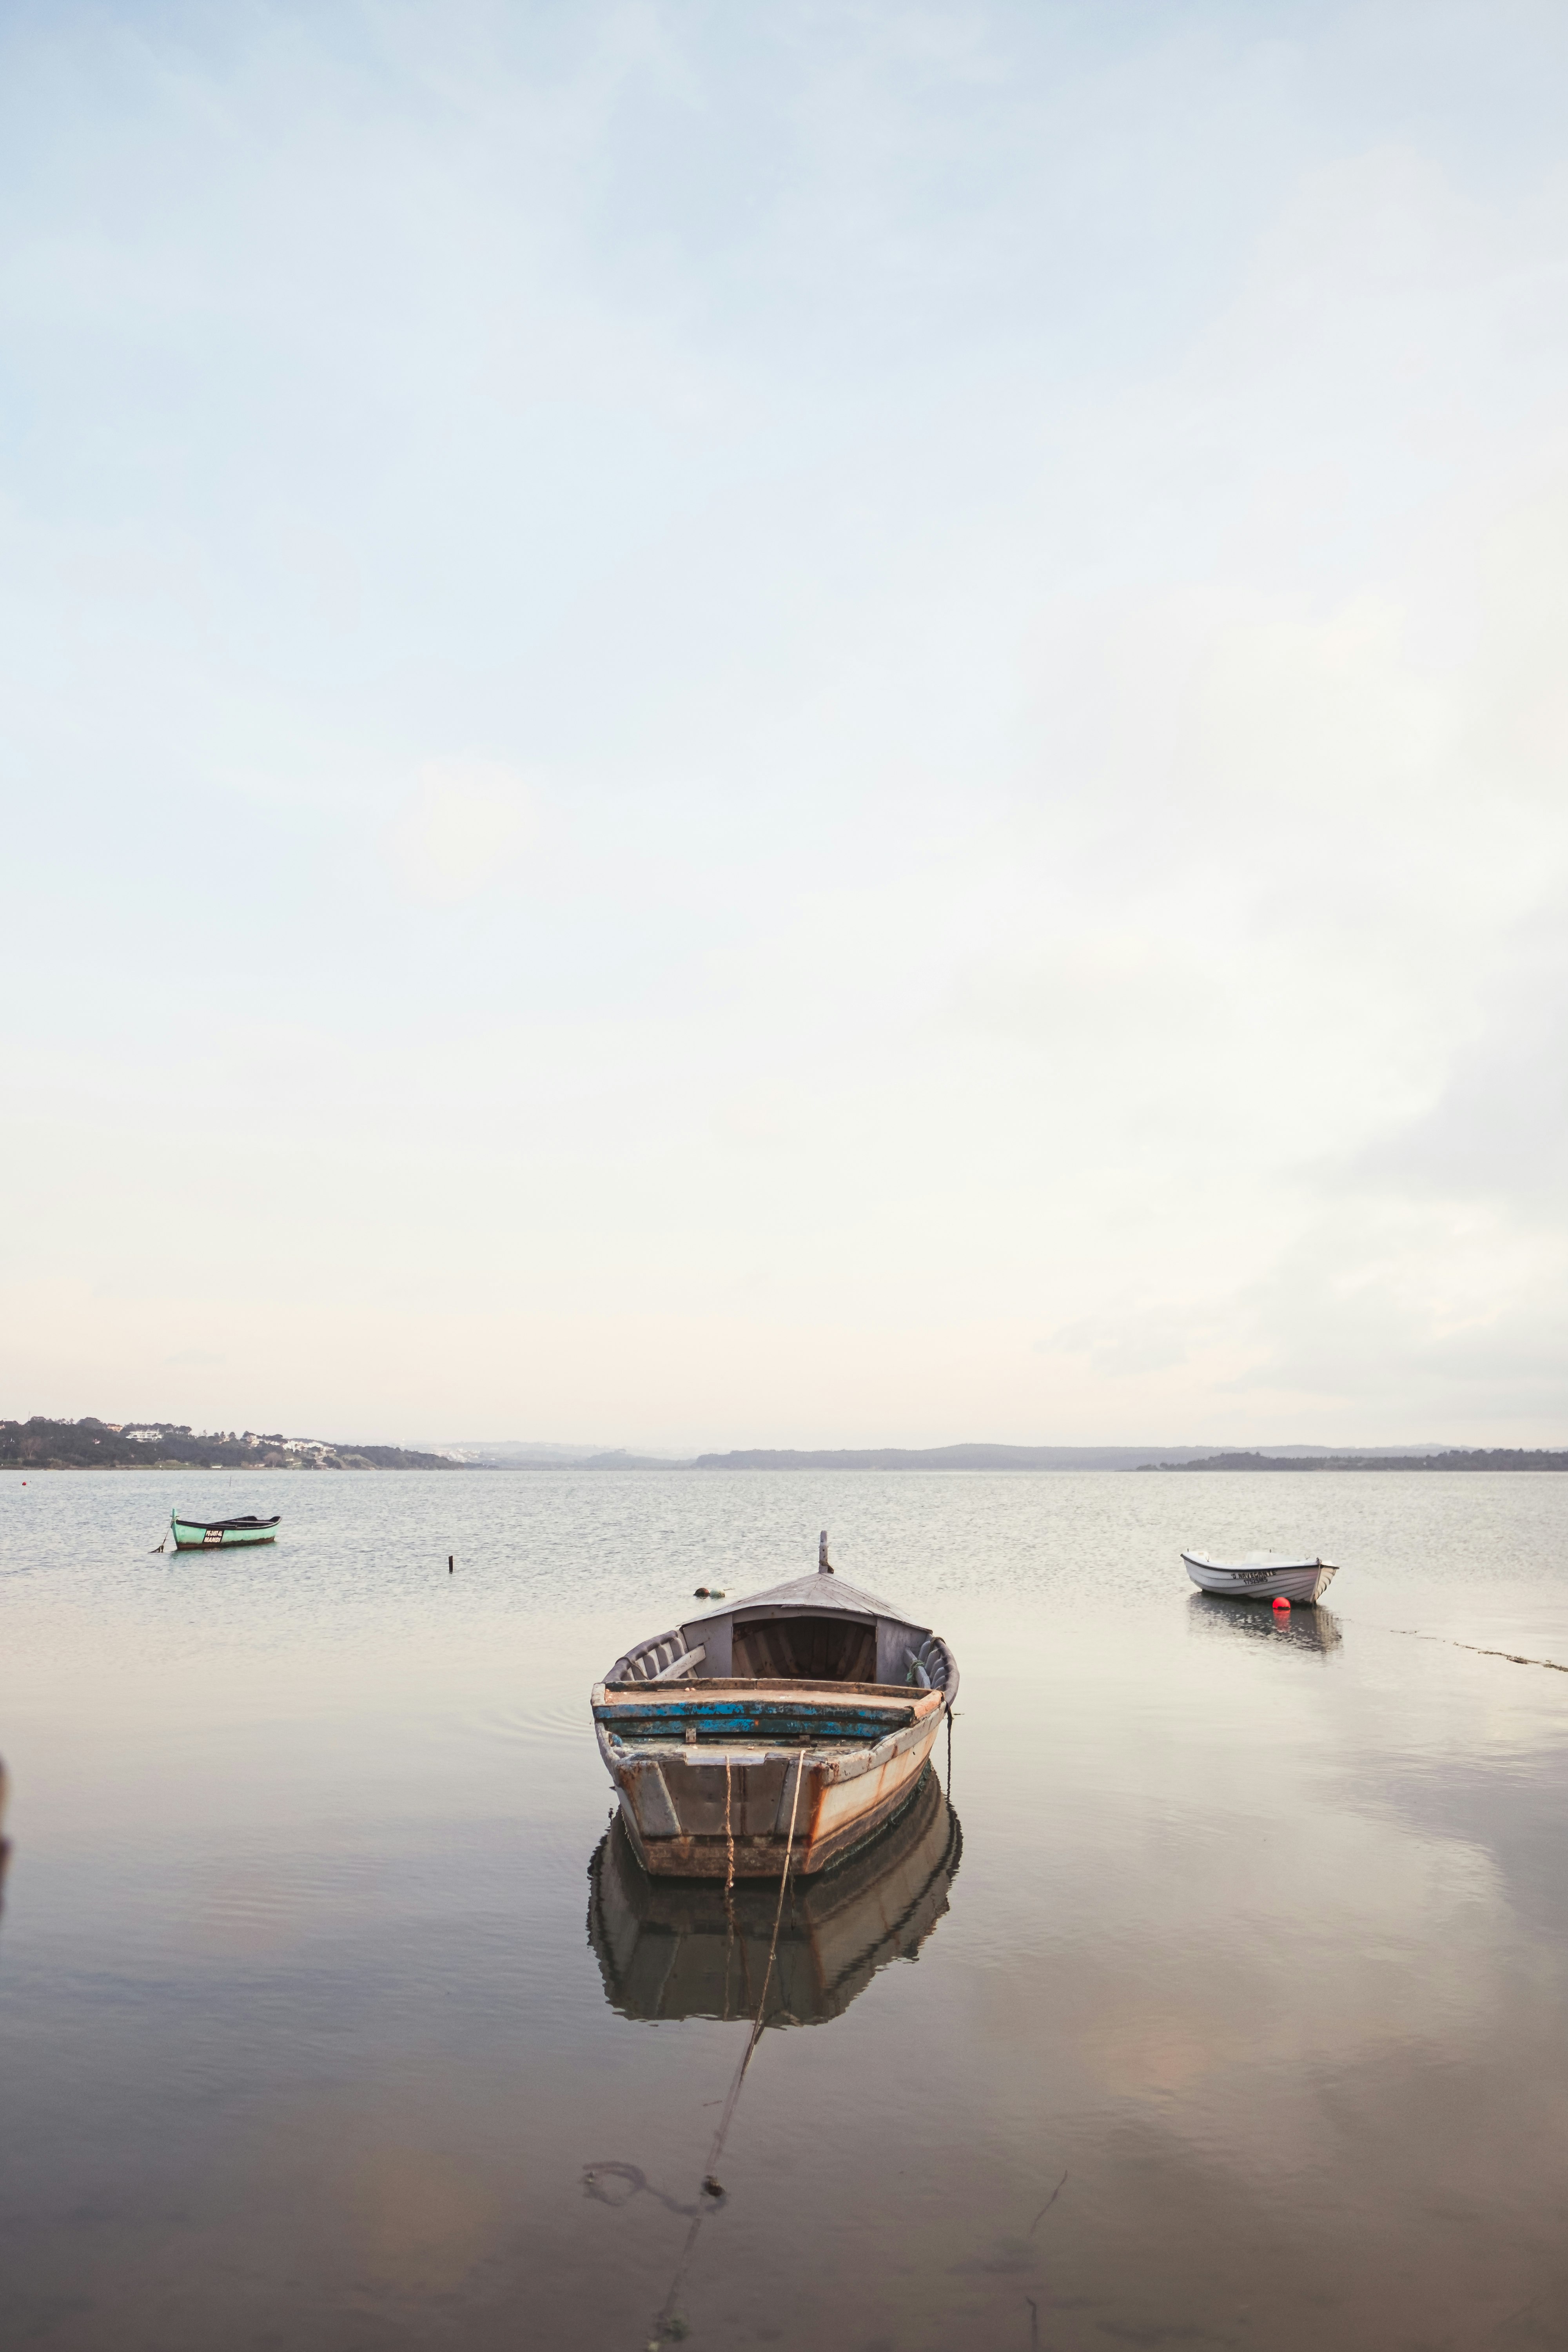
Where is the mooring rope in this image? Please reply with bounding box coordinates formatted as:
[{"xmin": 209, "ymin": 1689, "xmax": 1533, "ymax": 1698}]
[
  {"xmin": 721, "ymin": 1754, "xmax": 737, "ymax": 2013},
  {"xmin": 1343, "ymin": 1617, "xmax": 1568, "ymax": 1676},
  {"xmin": 1392, "ymin": 1628, "xmax": 1568, "ymax": 1673},
  {"xmin": 704, "ymin": 1757, "xmax": 803, "ymax": 2172},
  {"xmin": 723, "ymin": 1755, "xmax": 735, "ymax": 1900},
  {"xmin": 645, "ymin": 1759, "xmax": 806, "ymax": 2348}
]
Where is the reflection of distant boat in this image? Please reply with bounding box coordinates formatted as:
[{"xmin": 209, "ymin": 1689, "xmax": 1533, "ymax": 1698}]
[
  {"xmin": 587, "ymin": 1765, "xmax": 961, "ymax": 2026},
  {"xmin": 1189, "ymin": 1592, "xmax": 1343, "ymax": 1653},
  {"xmin": 1182, "ymin": 1550, "xmax": 1338, "ymax": 1603}
]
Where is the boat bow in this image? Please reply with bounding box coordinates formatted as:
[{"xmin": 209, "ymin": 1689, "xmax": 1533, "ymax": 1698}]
[{"xmin": 593, "ymin": 1553, "xmax": 956, "ymax": 1878}]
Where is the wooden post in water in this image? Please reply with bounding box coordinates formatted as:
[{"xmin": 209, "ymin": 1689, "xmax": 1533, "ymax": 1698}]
[{"xmin": 448, "ymin": 1555, "xmax": 454, "ymax": 1574}]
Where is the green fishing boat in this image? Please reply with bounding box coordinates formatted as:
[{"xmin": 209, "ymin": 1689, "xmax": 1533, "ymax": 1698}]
[{"xmin": 169, "ymin": 1510, "xmax": 281, "ymax": 1551}]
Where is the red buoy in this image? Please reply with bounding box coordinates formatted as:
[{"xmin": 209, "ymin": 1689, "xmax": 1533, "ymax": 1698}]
[{"xmin": 1272, "ymin": 1595, "xmax": 1290, "ymax": 1612}]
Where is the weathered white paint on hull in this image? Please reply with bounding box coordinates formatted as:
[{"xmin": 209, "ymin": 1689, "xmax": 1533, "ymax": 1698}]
[
  {"xmin": 1182, "ymin": 1553, "xmax": 1338, "ymax": 1604},
  {"xmin": 605, "ymin": 1699, "xmax": 946, "ymax": 1878},
  {"xmin": 811, "ymin": 1719, "xmax": 939, "ymax": 1847}
]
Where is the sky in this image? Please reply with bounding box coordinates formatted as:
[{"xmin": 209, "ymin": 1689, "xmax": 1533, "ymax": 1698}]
[{"xmin": 5, "ymin": 0, "xmax": 1568, "ymax": 1449}]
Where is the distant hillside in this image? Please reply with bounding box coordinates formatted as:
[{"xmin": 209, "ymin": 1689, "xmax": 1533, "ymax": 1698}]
[
  {"xmin": 417, "ymin": 1437, "xmax": 1454, "ymax": 1473},
  {"xmin": 1142, "ymin": 1449, "xmax": 1568, "ymax": 1472},
  {"xmin": 425, "ymin": 1439, "xmax": 613, "ymax": 1465},
  {"xmin": 695, "ymin": 1444, "xmax": 1243, "ymax": 1470},
  {"xmin": 0, "ymin": 1417, "xmax": 460, "ymax": 1471},
  {"xmin": 427, "ymin": 1439, "xmax": 690, "ymax": 1468}
]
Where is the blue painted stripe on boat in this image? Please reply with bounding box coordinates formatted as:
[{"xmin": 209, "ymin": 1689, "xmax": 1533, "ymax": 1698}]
[
  {"xmin": 594, "ymin": 1698, "xmax": 912, "ymax": 1719},
  {"xmin": 609, "ymin": 1737, "xmax": 882, "ymax": 1753},
  {"xmin": 596, "ymin": 1706, "xmax": 913, "ymax": 1740}
]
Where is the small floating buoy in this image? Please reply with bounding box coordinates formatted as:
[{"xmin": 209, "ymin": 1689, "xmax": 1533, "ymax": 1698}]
[
  {"xmin": 701, "ymin": 2174, "xmax": 724, "ymax": 2198},
  {"xmin": 710, "ymin": 1589, "xmax": 725, "ymax": 1599},
  {"xmin": 693, "ymin": 1586, "xmax": 710, "ymax": 1598},
  {"xmin": 1272, "ymin": 1595, "xmax": 1290, "ymax": 1612}
]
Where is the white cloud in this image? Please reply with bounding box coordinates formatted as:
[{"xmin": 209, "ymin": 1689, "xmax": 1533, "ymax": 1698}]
[{"xmin": 385, "ymin": 762, "xmax": 533, "ymax": 903}]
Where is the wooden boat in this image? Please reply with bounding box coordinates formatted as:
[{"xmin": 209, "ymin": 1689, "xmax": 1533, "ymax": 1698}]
[
  {"xmin": 587, "ymin": 1766, "xmax": 961, "ymax": 2025},
  {"xmin": 169, "ymin": 1510, "xmax": 281, "ymax": 1552},
  {"xmin": 1181, "ymin": 1550, "xmax": 1337, "ymax": 1603},
  {"xmin": 591, "ymin": 1534, "xmax": 958, "ymax": 1879}
]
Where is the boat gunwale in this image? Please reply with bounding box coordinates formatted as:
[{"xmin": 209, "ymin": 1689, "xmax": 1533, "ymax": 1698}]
[
  {"xmin": 606, "ymin": 1741, "xmax": 900, "ymax": 1764},
  {"xmin": 170, "ymin": 1514, "xmax": 283, "ymax": 1534},
  {"xmin": 1180, "ymin": 1550, "xmax": 1334, "ymax": 1573},
  {"xmin": 592, "ymin": 1683, "xmax": 946, "ymax": 1748},
  {"xmin": 597, "ymin": 1675, "xmax": 935, "ymax": 1702},
  {"xmin": 596, "ymin": 1696, "xmax": 942, "ymax": 1779}
]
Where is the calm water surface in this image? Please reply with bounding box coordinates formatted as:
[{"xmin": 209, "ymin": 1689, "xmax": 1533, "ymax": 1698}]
[{"xmin": 3, "ymin": 1470, "xmax": 1568, "ymax": 2350}]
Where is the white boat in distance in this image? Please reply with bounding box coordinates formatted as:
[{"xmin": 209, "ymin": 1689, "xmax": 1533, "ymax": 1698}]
[{"xmin": 1182, "ymin": 1551, "xmax": 1338, "ymax": 1604}]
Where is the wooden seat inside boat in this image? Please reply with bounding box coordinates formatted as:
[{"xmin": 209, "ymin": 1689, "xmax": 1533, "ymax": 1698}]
[{"xmin": 730, "ymin": 1612, "xmax": 875, "ymax": 1683}]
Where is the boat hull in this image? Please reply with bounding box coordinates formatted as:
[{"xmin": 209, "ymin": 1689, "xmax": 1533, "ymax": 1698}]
[
  {"xmin": 1182, "ymin": 1554, "xmax": 1337, "ymax": 1603},
  {"xmin": 594, "ymin": 1557, "xmax": 957, "ymax": 1880},
  {"xmin": 593, "ymin": 1680, "xmax": 948, "ymax": 1879},
  {"xmin": 171, "ymin": 1516, "xmax": 280, "ymax": 1551}
]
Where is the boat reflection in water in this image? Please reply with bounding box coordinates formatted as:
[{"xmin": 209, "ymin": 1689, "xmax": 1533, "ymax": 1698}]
[
  {"xmin": 1188, "ymin": 1590, "xmax": 1343, "ymax": 1655},
  {"xmin": 587, "ymin": 1765, "xmax": 961, "ymax": 2027}
]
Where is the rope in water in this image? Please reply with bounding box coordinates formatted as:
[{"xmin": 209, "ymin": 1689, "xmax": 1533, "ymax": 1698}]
[
  {"xmin": 704, "ymin": 1756, "xmax": 803, "ymax": 2172},
  {"xmin": 722, "ymin": 1753, "xmax": 737, "ymax": 2011},
  {"xmin": 1342, "ymin": 1617, "xmax": 1568, "ymax": 1675},
  {"xmin": 723, "ymin": 1755, "xmax": 735, "ymax": 1900},
  {"xmin": 647, "ymin": 1759, "xmax": 806, "ymax": 2348}
]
